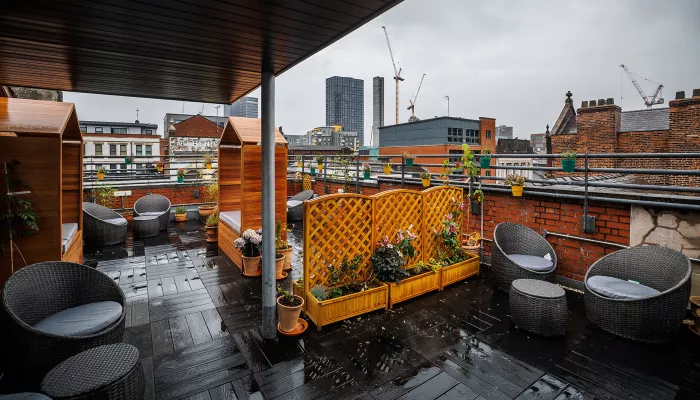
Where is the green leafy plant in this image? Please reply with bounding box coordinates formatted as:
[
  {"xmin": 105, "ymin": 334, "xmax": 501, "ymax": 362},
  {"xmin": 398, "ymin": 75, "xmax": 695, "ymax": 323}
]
[
  {"xmin": 1, "ymin": 161, "xmax": 39, "ymax": 256},
  {"xmin": 503, "ymin": 174, "xmax": 525, "ymax": 186},
  {"xmin": 433, "ymin": 198, "xmax": 467, "ymax": 265},
  {"xmin": 338, "ymin": 157, "xmax": 353, "ymax": 192},
  {"xmin": 93, "ymin": 184, "xmax": 116, "ymax": 208},
  {"xmin": 329, "ymin": 287, "xmax": 343, "ymax": 299},
  {"xmin": 203, "ymin": 182, "xmax": 218, "ymax": 204},
  {"xmin": 176, "ymin": 168, "xmax": 187, "ymax": 178},
  {"xmin": 175, "ymin": 205, "xmax": 187, "ymax": 214},
  {"xmin": 371, "ymin": 236, "xmax": 409, "ymax": 283},
  {"xmin": 295, "ymin": 277, "xmax": 304, "ymax": 289},
  {"xmin": 277, "ymin": 285, "xmax": 300, "ymax": 306},
  {"xmin": 362, "ymin": 163, "xmax": 371, "ymax": 173},
  {"xmin": 205, "ymin": 212, "xmax": 218, "ymax": 227},
  {"xmin": 315, "ymin": 155, "xmax": 325, "ymax": 164},
  {"xmin": 394, "ymin": 227, "xmax": 417, "ymax": 261},
  {"xmin": 561, "ymin": 150, "xmax": 577, "ymax": 160},
  {"xmin": 384, "ymin": 161, "xmax": 393, "ymax": 168},
  {"xmin": 327, "ymin": 255, "xmax": 363, "ymax": 288},
  {"xmin": 309, "ymin": 285, "xmax": 329, "ymax": 301},
  {"xmin": 472, "ymin": 189, "xmax": 485, "ymax": 203},
  {"xmin": 482, "ymin": 148, "xmax": 493, "ymax": 156},
  {"xmin": 460, "ymin": 144, "xmax": 479, "ymax": 177},
  {"xmin": 419, "ymin": 170, "xmax": 431, "ymax": 180},
  {"xmin": 126, "ymin": 155, "xmax": 135, "ymax": 163}
]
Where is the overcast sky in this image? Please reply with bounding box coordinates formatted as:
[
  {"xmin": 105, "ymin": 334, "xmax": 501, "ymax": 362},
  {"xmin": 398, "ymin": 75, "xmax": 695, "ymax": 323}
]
[{"xmin": 65, "ymin": 0, "xmax": 699, "ymax": 142}]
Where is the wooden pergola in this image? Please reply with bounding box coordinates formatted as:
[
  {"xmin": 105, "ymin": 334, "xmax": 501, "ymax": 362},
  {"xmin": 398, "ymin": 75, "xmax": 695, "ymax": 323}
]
[{"xmin": 0, "ymin": 0, "xmax": 404, "ymax": 338}]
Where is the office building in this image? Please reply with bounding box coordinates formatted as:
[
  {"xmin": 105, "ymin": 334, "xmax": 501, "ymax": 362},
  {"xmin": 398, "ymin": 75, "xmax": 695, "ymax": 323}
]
[
  {"xmin": 81, "ymin": 120, "xmax": 160, "ymax": 173},
  {"xmin": 326, "ymin": 76, "xmax": 364, "ymax": 145},
  {"xmin": 288, "ymin": 126, "xmax": 359, "ymax": 149},
  {"xmin": 225, "ymin": 96, "xmax": 258, "ymax": 118},
  {"xmin": 372, "ymin": 77, "xmax": 385, "ymax": 147},
  {"xmin": 496, "ymin": 125, "xmax": 514, "ymax": 141}
]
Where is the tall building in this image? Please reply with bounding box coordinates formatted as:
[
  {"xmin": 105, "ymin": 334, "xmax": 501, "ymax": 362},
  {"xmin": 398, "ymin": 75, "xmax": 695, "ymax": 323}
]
[
  {"xmin": 372, "ymin": 77, "xmax": 385, "ymax": 147},
  {"xmin": 496, "ymin": 125, "xmax": 514, "ymax": 141},
  {"xmin": 226, "ymin": 96, "xmax": 258, "ymax": 118},
  {"xmin": 326, "ymin": 76, "xmax": 364, "ymax": 146}
]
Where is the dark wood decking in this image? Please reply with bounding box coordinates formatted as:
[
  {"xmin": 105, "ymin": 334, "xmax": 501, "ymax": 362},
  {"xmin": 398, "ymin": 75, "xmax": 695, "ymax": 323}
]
[{"xmin": 84, "ymin": 220, "xmax": 700, "ymax": 400}]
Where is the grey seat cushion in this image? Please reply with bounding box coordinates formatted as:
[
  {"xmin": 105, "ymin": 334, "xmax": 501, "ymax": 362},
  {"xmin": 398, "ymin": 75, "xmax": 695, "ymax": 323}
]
[
  {"xmin": 507, "ymin": 254, "xmax": 553, "ymax": 272},
  {"xmin": 220, "ymin": 210, "xmax": 241, "ymax": 233},
  {"xmin": 33, "ymin": 301, "xmax": 123, "ymax": 336},
  {"xmin": 62, "ymin": 222, "xmax": 79, "ymax": 254},
  {"xmin": 587, "ymin": 275, "xmax": 661, "ymax": 300},
  {"xmin": 287, "ymin": 200, "xmax": 303, "ymax": 209},
  {"xmin": 104, "ymin": 217, "xmax": 127, "ymax": 226},
  {"xmin": 0, "ymin": 394, "xmax": 52, "ymax": 400}
]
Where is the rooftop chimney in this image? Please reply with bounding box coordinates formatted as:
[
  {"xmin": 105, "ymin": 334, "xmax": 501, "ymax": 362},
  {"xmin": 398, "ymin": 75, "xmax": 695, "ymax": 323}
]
[
  {"xmin": 676, "ymin": 91, "xmax": 685, "ymax": 100},
  {"xmin": 581, "ymin": 101, "xmax": 588, "ymax": 108}
]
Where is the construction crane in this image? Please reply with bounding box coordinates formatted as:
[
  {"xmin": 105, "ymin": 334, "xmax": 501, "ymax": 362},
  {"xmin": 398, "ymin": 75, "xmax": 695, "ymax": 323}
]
[
  {"xmin": 382, "ymin": 26, "xmax": 404, "ymax": 124},
  {"xmin": 407, "ymin": 73, "xmax": 426, "ymax": 122},
  {"xmin": 619, "ymin": 64, "xmax": 664, "ymax": 109}
]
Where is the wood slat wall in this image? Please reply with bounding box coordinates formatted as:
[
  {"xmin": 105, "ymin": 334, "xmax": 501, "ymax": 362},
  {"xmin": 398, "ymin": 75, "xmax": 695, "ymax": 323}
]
[
  {"xmin": 61, "ymin": 142, "xmax": 83, "ymax": 226},
  {"xmin": 241, "ymin": 145, "xmax": 287, "ymax": 231},
  {"xmin": 218, "ymin": 147, "xmax": 241, "ymax": 213}
]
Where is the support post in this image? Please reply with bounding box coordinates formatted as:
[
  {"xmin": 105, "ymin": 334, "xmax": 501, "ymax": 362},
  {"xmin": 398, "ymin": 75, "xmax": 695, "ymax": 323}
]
[{"xmin": 261, "ymin": 70, "xmax": 277, "ymax": 339}]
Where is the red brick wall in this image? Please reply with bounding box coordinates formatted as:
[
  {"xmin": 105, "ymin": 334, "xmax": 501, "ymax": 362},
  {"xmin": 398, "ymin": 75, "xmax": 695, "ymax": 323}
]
[
  {"xmin": 84, "ymin": 182, "xmax": 210, "ymax": 209},
  {"xmin": 479, "ymin": 117, "xmax": 497, "ymax": 153},
  {"xmin": 172, "ymin": 115, "xmax": 222, "ymax": 138}
]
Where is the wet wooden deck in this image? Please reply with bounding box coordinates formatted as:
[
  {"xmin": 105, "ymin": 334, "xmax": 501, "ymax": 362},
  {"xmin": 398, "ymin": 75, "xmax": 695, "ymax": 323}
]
[{"xmin": 84, "ymin": 220, "xmax": 700, "ymax": 400}]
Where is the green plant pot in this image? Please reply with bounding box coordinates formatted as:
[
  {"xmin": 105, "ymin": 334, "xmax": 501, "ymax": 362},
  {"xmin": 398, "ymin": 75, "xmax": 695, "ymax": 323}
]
[
  {"xmin": 177, "ymin": 176, "xmax": 184, "ymax": 183},
  {"xmin": 562, "ymin": 158, "xmax": 576, "ymax": 172},
  {"xmin": 310, "ymin": 167, "xmax": 316, "ymax": 175},
  {"xmin": 363, "ymin": 171, "xmax": 370, "ymax": 180},
  {"xmin": 124, "ymin": 157, "xmax": 131, "ymax": 165},
  {"xmin": 480, "ymin": 157, "xmax": 491, "ymax": 169},
  {"xmin": 405, "ymin": 159, "xmax": 414, "ymax": 167}
]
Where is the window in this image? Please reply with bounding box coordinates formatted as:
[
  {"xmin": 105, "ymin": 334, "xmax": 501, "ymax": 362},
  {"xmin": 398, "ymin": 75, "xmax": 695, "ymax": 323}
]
[
  {"xmin": 447, "ymin": 127, "xmax": 463, "ymax": 143},
  {"xmin": 144, "ymin": 129, "xmax": 153, "ymax": 134},
  {"xmin": 80, "ymin": 125, "xmax": 87, "ymax": 133},
  {"xmin": 95, "ymin": 143, "xmax": 103, "ymax": 156},
  {"xmin": 136, "ymin": 145, "xmax": 142, "ymax": 155},
  {"xmin": 485, "ymin": 170, "xmax": 491, "ymax": 177},
  {"xmin": 448, "ymin": 149, "xmax": 462, "ymax": 163},
  {"xmin": 120, "ymin": 164, "xmax": 127, "ymax": 171},
  {"xmin": 109, "ymin": 164, "xmax": 117, "ymax": 170},
  {"xmin": 486, "ymin": 130, "xmax": 491, "ymax": 139},
  {"xmin": 145, "ymin": 145, "xmax": 152, "ymax": 156},
  {"xmin": 109, "ymin": 144, "xmax": 117, "ymax": 156},
  {"xmin": 96, "ymin": 127, "xmax": 104, "ymax": 133},
  {"xmin": 120, "ymin": 144, "xmax": 126, "ymax": 156},
  {"xmin": 112, "ymin": 127, "xmax": 127, "ymax": 134}
]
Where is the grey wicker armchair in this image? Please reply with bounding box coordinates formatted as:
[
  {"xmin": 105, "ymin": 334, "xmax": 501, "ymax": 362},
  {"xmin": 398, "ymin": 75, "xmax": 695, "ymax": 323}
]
[
  {"xmin": 83, "ymin": 202, "xmax": 127, "ymax": 246},
  {"xmin": 584, "ymin": 246, "xmax": 691, "ymax": 344},
  {"xmin": 133, "ymin": 194, "xmax": 171, "ymax": 230},
  {"xmin": 492, "ymin": 222, "xmax": 557, "ymax": 292},
  {"xmin": 1, "ymin": 262, "xmax": 126, "ymax": 389},
  {"xmin": 287, "ymin": 190, "xmax": 314, "ymax": 221}
]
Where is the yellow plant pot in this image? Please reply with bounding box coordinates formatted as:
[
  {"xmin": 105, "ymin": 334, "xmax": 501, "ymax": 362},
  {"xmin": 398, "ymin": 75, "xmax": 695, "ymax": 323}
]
[
  {"xmin": 296, "ymin": 162, "xmax": 302, "ymax": 168},
  {"xmin": 156, "ymin": 166, "xmax": 163, "ymax": 172},
  {"xmin": 422, "ymin": 178, "xmax": 430, "ymax": 187},
  {"xmin": 383, "ymin": 166, "xmax": 391, "ymax": 175},
  {"xmin": 96, "ymin": 172, "xmax": 105, "ymax": 180},
  {"xmin": 205, "ymin": 163, "xmax": 212, "ymax": 169},
  {"xmin": 511, "ymin": 185, "xmax": 523, "ymax": 197},
  {"xmin": 317, "ymin": 163, "xmax": 323, "ymax": 172}
]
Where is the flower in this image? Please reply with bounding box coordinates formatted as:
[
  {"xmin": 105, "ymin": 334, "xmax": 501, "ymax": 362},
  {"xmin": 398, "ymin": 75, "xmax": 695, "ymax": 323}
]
[
  {"xmin": 456, "ymin": 202, "xmax": 466, "ymax": 211},
  {"xmin": 445, "ymin": 213, "xmax": 453, "ymax": 221},
  {"xmin": 250, "ymin": 233, "xmax": 262, "ymax": 245},
  {"xmin": 449, "ymin": 224, "xmax": 457, "ymax": 234},
  {"xmin": 233, "ymin": 238, "xmax": 245, "ymax": 248},
  {"xmin": 242, "ymin": 229, "xmax": 255, "ymax": 240},
  {"xmin": 256, "ymin": 228, "xmax": 263, "ymax": 235}
]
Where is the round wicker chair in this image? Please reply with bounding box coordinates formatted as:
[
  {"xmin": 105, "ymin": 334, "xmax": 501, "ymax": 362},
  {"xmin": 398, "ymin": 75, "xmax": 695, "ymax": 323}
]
[
  {"xmin": 287, "ymin": 190, "xmax": 314, "ymax": 221},
  {"xmin": 1, "ymin": 262, "xmax": 126, "ymax": 388},
  {"xmin": 133, "ymin": 194, "xmax": 171, "ymax": 230},
  {"xmin": 83, "ymin": 202, "xmax": 127, "ymax": 246},
  {"xmin": 492, "ymin": 222, "xmax": 557, "ymax": 292},
  {"xmin": 584, "ymin": 246, "xmax": 691, "ymax": 344}
]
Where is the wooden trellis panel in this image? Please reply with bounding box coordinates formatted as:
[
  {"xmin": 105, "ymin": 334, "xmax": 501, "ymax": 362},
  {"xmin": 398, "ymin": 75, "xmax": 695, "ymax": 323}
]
[
  {"xmin": 373, "ymin": 189, "xmax": 424, "ymax": 268},
  {"xmin": 304, "ymin": 194, "xmax": 374, "ymax": 291},
  {"xmin": 422, "ymin": 186, "xmax": 464, "ymax": 261}
]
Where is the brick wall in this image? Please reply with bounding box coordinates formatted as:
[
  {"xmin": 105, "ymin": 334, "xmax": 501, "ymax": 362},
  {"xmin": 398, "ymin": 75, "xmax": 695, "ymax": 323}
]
[
  {"xmin": 84, "ymin": 182, "xmax": 210, "ymax": 209},
  {"xmin": 172, "ymin": 115, "xmax": 222, "ymax": 138}
]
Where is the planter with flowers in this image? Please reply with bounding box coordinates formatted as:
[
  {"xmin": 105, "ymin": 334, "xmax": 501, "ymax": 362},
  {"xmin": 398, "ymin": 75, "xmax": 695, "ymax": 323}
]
[
  {"xmin": 402, "ymin": 151, "xmax": 416, "ymax": 167},
  {"xmin": 203, "ymin": 153, "xmax": 214, "ymax": 169},
  {"xmin": 504, "ymin": 174, "xmax": 525, "ymax": 197},
  {"xmin": 434, "ymin": 199, "xmax": 480, "ymax": 289},
  {"xmin": 198, "ymin": 182, "xmax": 218, "ymax": 218},
  {"xmin": 479, "ymin": 148, "xmax": 492, "ymax": 169},
  {"xmin": 205, "ymin": 212, "xmax": 218, "ymax": 242},
  {"xmin": 234, "ymin": 229, "xmax": 262, "ymax": 276},
  {"xmin": 374, "ymin": 228, "xmax": 441, "ymax": 308},
  {"xmin": 315, "ymin": 156, "xmax": 324, "ymax": 173},
  {"xmin": 176, "ymin": 168, "xmax": 186, "ymax": 183},
  {"xmin": 276, "ymin": 220, "xmax": 293, "ymax": 272},
  {"xmin": 420, "ymin": 170, "xmax": 431, "ymax": 187},
  {"xmin": 383, "ymin": 161, "xmax": 392, "ymax": 175},
  {"xmin": 154, "ymin": 159, "xmax": 164, "ymax": 173},
  {"xmin": 362, "ymin": 163, "xmax": 371, "ymax": 180},
  {"xmin": 561, "ymin": 150, "xmax": 576, "ymax": 172},
  {"xmin": 96, "ymin": 166, "xmax": 106, "ymax": 181}
]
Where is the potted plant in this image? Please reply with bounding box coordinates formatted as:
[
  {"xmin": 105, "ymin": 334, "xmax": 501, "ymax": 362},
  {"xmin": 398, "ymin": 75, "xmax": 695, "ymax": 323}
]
[
  {"xmin": 383, "ymin": 161, "xmax": 392, "ymax": 175},
  {"xmin": 294, "ymin": 156, "xmax": 302, "ymax": 169},
  {"xmin": 316, "ymin": 156, "xmax": 324, "ymax": 172},
  {"xmin": 234, "ymin": 229, "xmax": 262, "ymax": 276},
  {"xmin": 174, "ymin": 205, "xmax": 188, "ymax": 222},
  {"xmin": 434, "ymin": 198, "xmax": 479, "ymax": 289},
  {"xmin": 470, "ymin": 189, "xmax": 484, "ymax": 216},
  {"xmin": 362, "ymin": 163, "xmax": 371, "ymax": 180},
  {"xmin": 402, "ymin": 151, "xmax": 416, "ymax": 167},
  {"xmin": 96, "ymin": 166, "xmax": 106, "ymax": 181},
  {"xmin": 274, "ymin": 252, "xmax": 286, "ymax": 279},
  {"xmin": 439, "ymin": 160, "xmax": 452, "ymax": 183},
  {"xmin": 125, "ymin": 155, "xmax": 135, "ymax": 165},
  {"xmin": 561, "ymin": 150, "xmax": 577, "ymax": 172},
  {"xmin": 453, "ymin": 161, "xmax": 463, "ymax": 174},
  {"xmin": 176, "ymin": 168, "xmax": 186, "ymax": 183},
  {"xmin": 203, "ymin": 153, "xmax": 214, "ymax": 169},
  {"xmin": 420, "ymin": 170, "xmax": 431, "ymax": 187},
  {"xmin": 93, "ymin": 184, "xmax": 116, "ymax": 208},
  {"xmin": 154, "ymin": 159, "xmax": 164, "ymax": 173},
  {"xmin": 198, "ymin": 182, "xmax": 217, "ymax": 218},
  {"xmin": 480, "ymin": 148, "xmax": 492, "ymax": 169},
  {"xmin": 277, "ymin": 285, "xmax": 304, "ymax": 333},
  {"xmin": 205, "ymin": 212, "xmax": 218, "ymax": 243},
  {"xmin": 276, "ymin": 220, "xmax": 293, "ymax": 271},
  {"xmin": 504, "ymin": 174, "xmax": 525, "ymax": 196},
  {"xmin": 372, "ymin": 235, "xmax": 410, "ymax": 284}
]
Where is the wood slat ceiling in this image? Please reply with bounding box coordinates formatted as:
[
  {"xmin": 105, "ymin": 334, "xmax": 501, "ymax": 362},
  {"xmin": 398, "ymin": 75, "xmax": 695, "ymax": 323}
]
[{"xmin": 0, "ymin": 0, "xmax": 402, "ymax": 104}]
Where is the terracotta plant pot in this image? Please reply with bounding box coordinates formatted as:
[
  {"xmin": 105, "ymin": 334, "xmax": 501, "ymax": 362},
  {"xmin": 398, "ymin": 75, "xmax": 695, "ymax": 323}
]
[
  {"xmin": 422, "ymin": 178, "xmax": 430, "ymax": 187},
  {"xmin": 275, "ymin": 254, "xmax": 285, "ymax": 278},
  {"xmin": 511, "ymin": 185, "xmax": 523, "ymax": 197},
  {"xmin": 205, "ymin": 163, "xmax": 212, "ymax": 169},
  {"xmin": 383, "ymin": 166, "xmax": 391, "ymax": 175},
  {"xmin": 277, "ymin": 295, "xmax": 304, "ymax": 333},
  {"xmin": 199, "ymin": 205, "xmax": 216, "ymax": 218},
  {"xmin": 175, "ymin": 213, "xmax": 187, "ymax": 222},
  {"xmin": 242, "ymin": 255, "xmax": 261, "ymax": 275},
  {"xmin": 97, "ymin": 172, "xmax": 105, "ymax": 180},
  {"xmin": 205, "ymin": 225, "xmax": 218, "ymax": 243},
  {"xmin": 279, "ymin": 246, "xmax": 293, "ymax": 271}
]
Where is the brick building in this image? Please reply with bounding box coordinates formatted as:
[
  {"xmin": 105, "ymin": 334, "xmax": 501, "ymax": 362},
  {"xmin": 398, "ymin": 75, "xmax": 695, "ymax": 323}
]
[{"xmin": 549, "ymin": 90, "xmax": 700, "ymax": 186}]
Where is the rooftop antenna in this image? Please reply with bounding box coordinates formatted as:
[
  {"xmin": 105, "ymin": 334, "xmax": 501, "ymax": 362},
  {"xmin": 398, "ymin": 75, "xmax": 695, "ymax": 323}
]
[
  {"xmin": 214, "ymin": 105, "xmax": 221, "ymax": 117},
  {"xmin": 135, "ymin": 109, "xmax": 139, "ymax": 123}
]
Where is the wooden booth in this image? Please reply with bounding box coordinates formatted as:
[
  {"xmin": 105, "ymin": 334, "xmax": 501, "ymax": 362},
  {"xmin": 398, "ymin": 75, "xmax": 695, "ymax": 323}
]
[
  {"xmin": 218, "ymin": 117, "xmax": 288, "ymax": 268},
  {"xmin": 0, "ymin": 98, "xmax": 84, "ymax": 283}
]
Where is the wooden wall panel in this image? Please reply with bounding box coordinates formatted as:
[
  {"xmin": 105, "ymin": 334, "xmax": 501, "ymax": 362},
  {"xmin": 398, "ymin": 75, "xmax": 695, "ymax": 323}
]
[
  {"xmin": 218, "ymin": 147, "xmax": 241, "ymax": 213},
  {"xmin": 61, "ymin": 142, "xmax": 82, "ymax": 226},
  {"xmin": 241, "ymin": 145, "xmax": 263, "ymax": 230}
]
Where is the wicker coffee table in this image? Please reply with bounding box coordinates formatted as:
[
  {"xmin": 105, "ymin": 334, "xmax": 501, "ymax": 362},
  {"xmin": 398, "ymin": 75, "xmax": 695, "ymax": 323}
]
[
  {"xmin": 41, "ymin": 343, "xmax": 145, "ymax": 400},
  {"xmin": 133, "ymin": 215, "xmax": 159, "ymax": 238},
  {"xmin": 510, "ymin": 279, "xmax": 567, "ymax": 337}
]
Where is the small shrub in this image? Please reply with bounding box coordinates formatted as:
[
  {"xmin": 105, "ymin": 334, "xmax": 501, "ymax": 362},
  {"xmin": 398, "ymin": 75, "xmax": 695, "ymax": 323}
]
[
  {"xmin": 503, "ymin": 174, "xmax": 525, "ymax": 186},
  {"xmin": 561, "ymin": 150, "xmax": 577, "ymax": 160},
  {"xmin": 309, "ymin": 285, "xmax": 329, "ymax": 301},
  {"xmin": 175, "ymin": 205, "xmax": 187, "ymax": 214},
  {"xmin": 205, "ymin": 212, "xmax": 218, "ymax": 227}
]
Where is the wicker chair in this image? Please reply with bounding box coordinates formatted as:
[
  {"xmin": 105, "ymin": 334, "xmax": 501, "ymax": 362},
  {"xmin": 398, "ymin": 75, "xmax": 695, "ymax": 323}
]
[
  {"xmin": 83, "ymin": 202, "xmax": 127, "ymax": 246},
  {"xmin": 287, "ymin": 190, "xmax": 314, "ymax": 221},
  {"xmin": 133, "ymin": 194, "xmax": 171, "ymax": 230},
  {"xmin": 584, "ymin": 246, "xmax": 691, "ymax": 344},
  {"xmin": 492, "ymin": 222, "xmax": 557, "ymax": 292},
  {"xmin": 1, "ymin": 262, "xmax": 126, "ymax": 388}
]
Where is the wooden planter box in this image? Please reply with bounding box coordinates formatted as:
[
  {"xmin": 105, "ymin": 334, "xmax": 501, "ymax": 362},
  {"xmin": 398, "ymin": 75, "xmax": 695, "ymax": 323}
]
[
  {"xmin": 306, "ymin": 284, "xmax": 388, "ymax": 331},
  {"xmin": 440, "ymin": 254, "xmax": 480, "ymax": 289},
  {"xmin": 388, "ymin": 270, "xmax": 441, "ymax": 308}
]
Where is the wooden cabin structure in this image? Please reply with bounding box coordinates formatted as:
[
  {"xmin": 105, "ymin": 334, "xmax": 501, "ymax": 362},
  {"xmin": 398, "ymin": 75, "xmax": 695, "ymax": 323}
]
[
  {"xmin": 217, "ymin": 117, "xmax": 287, "ymax": 268},
  {"xmin": 0, "ymin": 98, "xmax": 84, "ymax": 283}
]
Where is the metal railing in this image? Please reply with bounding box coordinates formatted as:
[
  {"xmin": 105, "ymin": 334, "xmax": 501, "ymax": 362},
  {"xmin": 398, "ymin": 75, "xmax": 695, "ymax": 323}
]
[{"xmin": 82, "ymin": 154, "xmax": 218, "ymax": 185}]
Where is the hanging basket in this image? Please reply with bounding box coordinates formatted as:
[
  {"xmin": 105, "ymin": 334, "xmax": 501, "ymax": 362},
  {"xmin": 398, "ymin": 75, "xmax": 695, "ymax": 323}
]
[
  {"xmin": 124, "ymin": 157, "xmax": 131, "ymax": 165},
  {"xmin": 383, "ymin": 166, "xmax": 392, "ymax": 175},
  {"xmin": 310, "ymin": 167, "xmax": 316, "ymax": 176},
  {"xmin": 363, "ymin": 171, "xmax": 370, "ymax": 180},
  {"xmin": 511, "ymin": 185, "xmax": 523, "ymax": 197},
  {"xmin": 177, "ymin": 176, "xmax": 184, "ymax": 183},
  {"xmin": 470, "ymin": 199, "xmax": 481, "ymax": 216},
  {"xmin": 422, "ymin": 178, "xmax": 430, "ymax": 187},
  {"xmin": 480, "ymin": 157, "xmax": 491, "ymax": 169},
  {"xmin": 405, "ymin": 159, "xmax": 414, "ymax": 167},
  {"xmin": 562, "ymin": 158, "xmax": 576, "ymax": 172}
]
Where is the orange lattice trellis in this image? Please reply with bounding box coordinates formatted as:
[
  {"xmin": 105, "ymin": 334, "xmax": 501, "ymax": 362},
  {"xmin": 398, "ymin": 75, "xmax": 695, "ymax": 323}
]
[
  {"xmin": 373, "ymin": 190, "xmax": 424, "ymax": 268},
  {"xmin": 422, "ymin": 186, "xmax": 464, "ymax": 261}
]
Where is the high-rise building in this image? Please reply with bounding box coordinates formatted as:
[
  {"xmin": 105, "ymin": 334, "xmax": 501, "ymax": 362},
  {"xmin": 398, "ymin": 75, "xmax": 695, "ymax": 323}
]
[
  {"xmin": 496, "ymin": 125, "xmax": 513, "ymax": 141},
  {"xmin": 372, "ymin": 77, "xmax": 385, "ymax": 147},
  {"xmin": 226, "ymin": 96, "xmax": 258, "ymax": 118},
  {"xmin": 326, "ymin": 76, "xmax": 364, "ymax": 146}
]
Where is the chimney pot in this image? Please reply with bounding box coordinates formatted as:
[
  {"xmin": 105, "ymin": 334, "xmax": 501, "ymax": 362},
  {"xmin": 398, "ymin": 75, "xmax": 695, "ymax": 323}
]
[
  {"xmin": 589, "ymin": 100, "xmax": 597, "ymax": 106},
  {"xmin": 693, "ymin": 89, "xmax": 700, "ymax": 98},
  {"xmin": 581, "ymin": 101, "xmax": 588, "ymax": 108},
  {"xmin": 597, "ymin": 99, "xmax": 605, "ymax": 106},
  {"xmin": 675, "ymin": 91, "xmax": 685, "ymax": 100},
  {"xmin": 606, "ymin": 98, "xmax": 614, "ymax": 105}
]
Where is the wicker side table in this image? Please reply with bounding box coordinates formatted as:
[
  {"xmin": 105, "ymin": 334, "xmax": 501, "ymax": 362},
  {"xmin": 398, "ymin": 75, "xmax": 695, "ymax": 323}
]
[
  {"xmin": 133, "ymin": 216, "xmax": 159, "ymax": 238},
  {"xmin": 509, "ymin": 279, "xmax": 567, "ymax": 337},
  {"xmin": 41, "ymin": 343, "xmax": 144, "ymax": 400}
]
